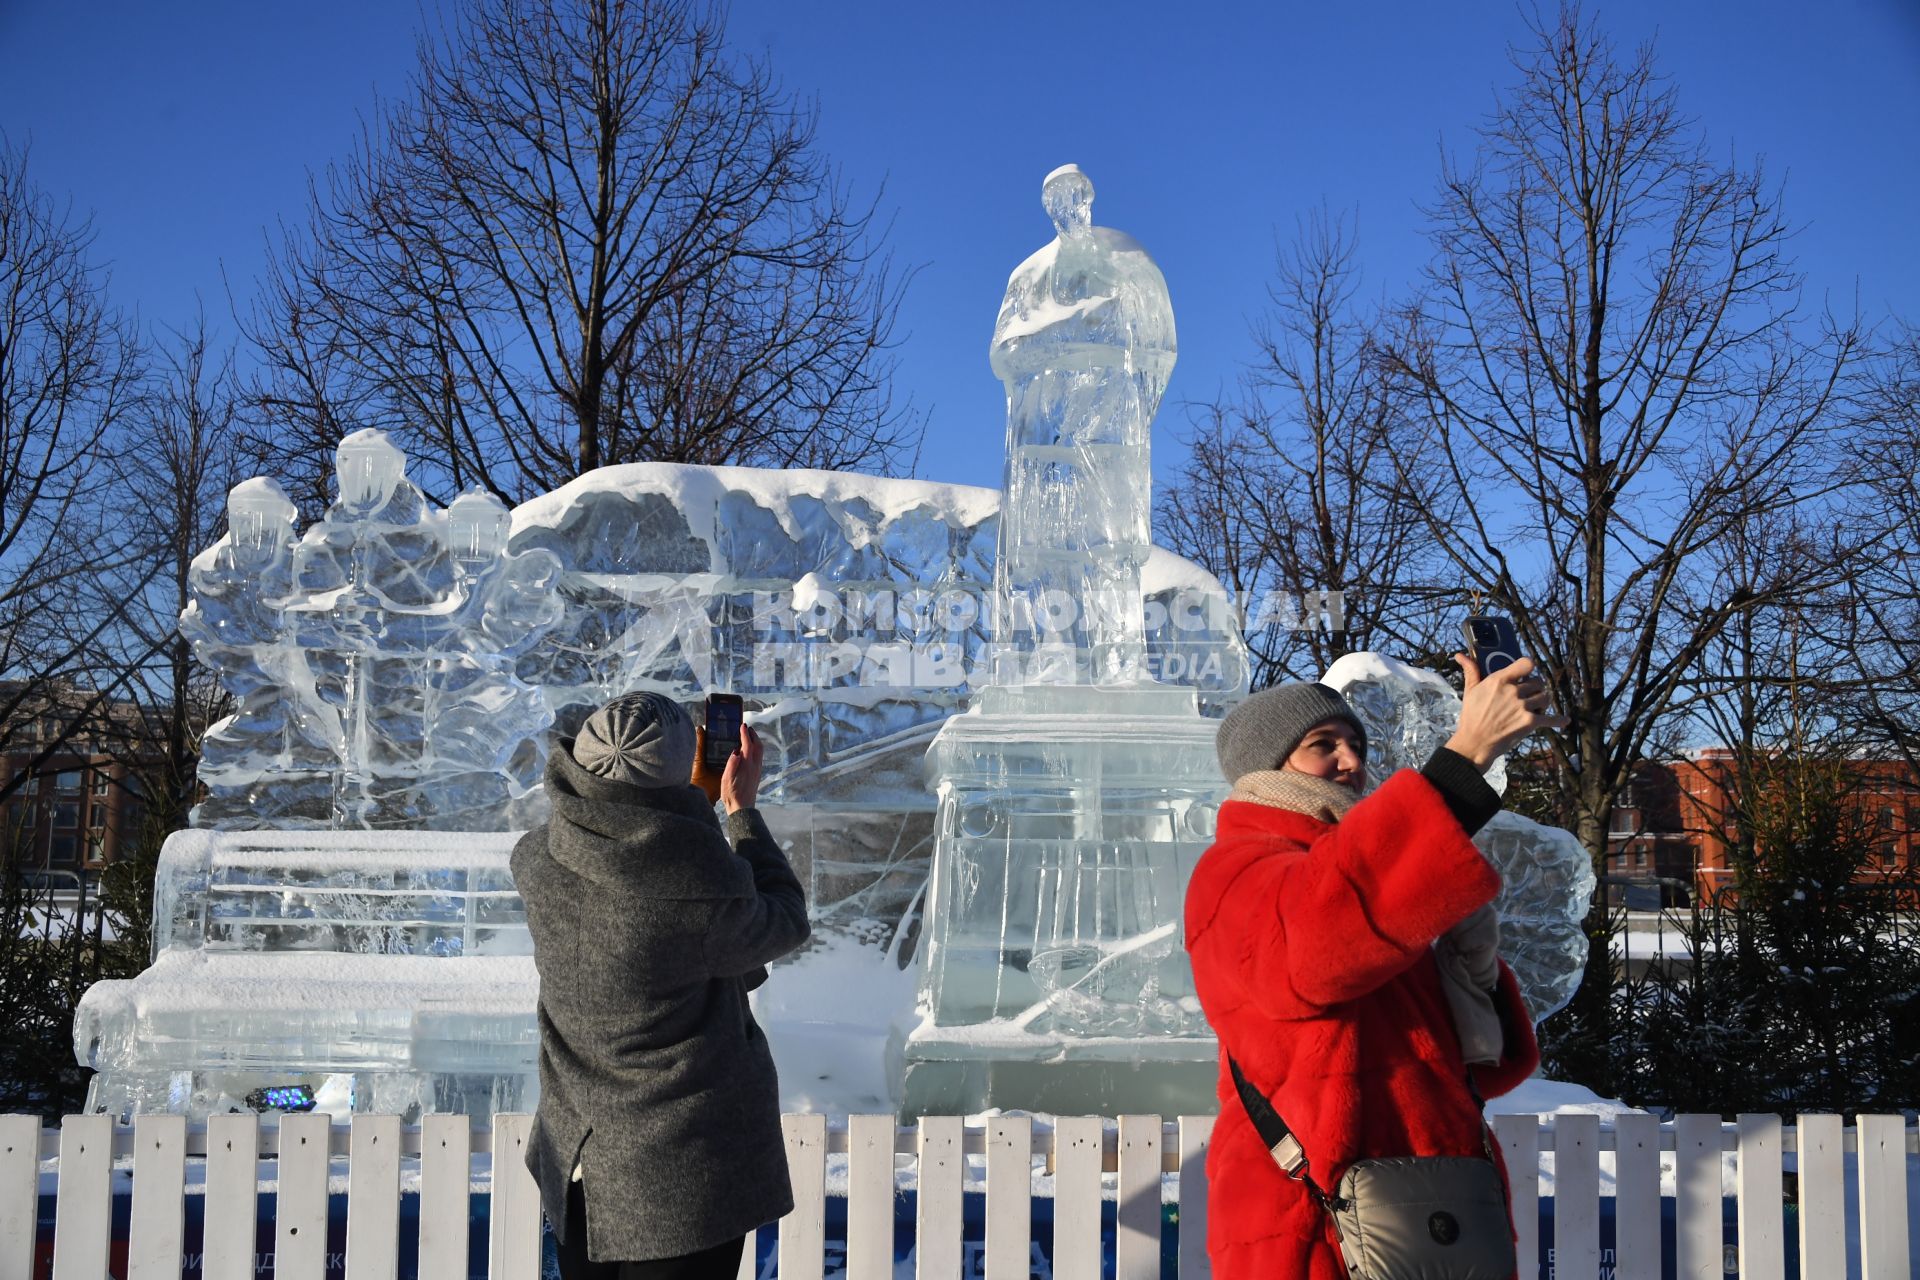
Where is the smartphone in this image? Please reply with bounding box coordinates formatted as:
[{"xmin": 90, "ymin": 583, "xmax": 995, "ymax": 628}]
[
  {"xmin": 1462, "ymin": 614, "xmax": 1524, "ymax": 677},
  {"xmin": 703, "ymin": 693, "xmax": 744, "ymax": 769}
]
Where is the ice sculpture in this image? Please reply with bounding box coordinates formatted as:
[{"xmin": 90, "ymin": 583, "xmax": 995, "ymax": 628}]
[
  {"xmin": 186, "ymin": 430, "xmax": 564, "ymax": 830},
  {"xmin": 1322, "ymin": 652, "xmax": 1594, "ymax": 1019},
  {"xmin": 83, "ymin": 452, "xmax": 1250, "ymax": 1119},
  {"xmin": 905, "ymin": 166, "xmax": 1235, "ymax": 1117},
  {"xmin": 988, "ymin": 163, "xmax": 1175, "ymax": 687}
]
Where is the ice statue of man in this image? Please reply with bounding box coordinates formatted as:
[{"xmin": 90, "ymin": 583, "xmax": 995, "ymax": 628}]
[{"xmin": 988, "ymin": 164, "xmax": 1177, "ymax": 686}]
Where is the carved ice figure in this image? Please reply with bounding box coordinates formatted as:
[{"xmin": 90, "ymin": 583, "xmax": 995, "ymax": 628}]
[
  {"xmin": 185, "ymin": 429, "xmax": 563, "ymax": 830},
  {"xmin": 1321, "ymin": 652, "xmax": 1594, "ymax": 1019},
  {"xmin": 989, "ymin": 164, "xmax": 1175, "ymax": 686}
]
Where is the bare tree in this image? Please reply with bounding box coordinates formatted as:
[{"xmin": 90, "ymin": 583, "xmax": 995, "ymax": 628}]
[
  {"xmin": 105, "ymin": 315, "xmax": 241, "ymax": 826},
  {"xmin": 0, "ymin": 140, "xmax": 144, "ymax": 797},
  {"xmin": 1829, "ymin": 328, "xmax": 1920, "ymax": 769},
  {"xmin": 1378, "ymin": 7, "xmax": 1873, "ymax": 1085},
  {"xmin": 244, "ymin": 0, "xmax": 917, "ymax": 511},
  {"xmin": 1160, "ymin": 209, "xmax": 1449, "ymax": 687}
]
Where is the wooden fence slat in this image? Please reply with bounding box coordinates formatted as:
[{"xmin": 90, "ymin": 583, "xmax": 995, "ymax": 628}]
[
  {"xmin": 914, "ymin": 1116, "xmax": 962, "ymax": 1280},
  {"xmin": 1554, "ymin": 1113, "xmax": 1600, "ymax": 1280},
  {"xmin": 1115, "ymin": 1116, "xmax": 1160, "ymax": 1280},
  {"xmin": 1052, "ymin": 1117, "xmax": 1103, "ymax": 1280},
  {"xmin": 127, "ymin": 1115, "xmax": 186, "ymax": 1280},
  {"xmin": 1674, "ymin": 1114, "xmax": 1723, "ymax": 1280},
  {"xmin": 275, "ymin": 1114, "xmax": 331, "ymax": 1280},
  {"xmin": 202, "ymin": 1114, "xmax": 259, "ymax": 1280},
  {"xmin": 1176, "ymin": 1116, "xmax": 1212, "ymax": 1279},
  {"xmin": 778, "ymin": 1114, "xmax": 827, "ymax": 1280},
  {"xmin": 345, "ymin": 1115, "xmax": 400, "ymax": 1280},
  {"xmin": 1735, "ymin": 1114, "xmax": 1784, "ymax": 1280},
  {"xmin": 1612, "ymin": 1112, "xmax": 1661, "ymax": 1280},
  {"xmin": 846, "ymin": 1115, "xmax": 895, "ymax": 1280},
  {"xmin": 1492, "ymin": 1114, "xmax": 1538, "ymax": 1278},
  {"xmin": 487, "ymin": 1114, "xmax": 542, "ymax": 1280},
  {"xmin": 1857, "ymin": 1114, "xmax": 1911, "ymax": 1280},
  {"xmin": 51, "ymin": 1114, "xmax": 111, "ymax": 1280},
  {"xmin": 0, "ymin": 1115, "xmax": 40, "ymax": 1280},
  {"xmin": 417, "ymin": 1115, "xmax": 469, "ymax": 1280},
  {"xmin": 1795, "ymin": 1114, "xmax": 1844, "ymax": 1277},
  {"xmin": 984, "ymin": 1115, "xmax": 1031, "ymax": 1280}
]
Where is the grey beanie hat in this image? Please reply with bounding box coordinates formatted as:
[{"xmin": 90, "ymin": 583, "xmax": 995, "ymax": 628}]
[
  {"xmin": 573, "ymin": 691, "xmax": 696, "ymax": 788},
  {"xmin": 1215, "ymin": 682, "xmax": 1367, "ymax": 784}
]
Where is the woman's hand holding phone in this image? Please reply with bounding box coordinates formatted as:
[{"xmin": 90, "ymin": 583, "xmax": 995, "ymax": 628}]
[{"xmin": 1446, "ymin": 653, "xmax": 1567, "ymax": 771}]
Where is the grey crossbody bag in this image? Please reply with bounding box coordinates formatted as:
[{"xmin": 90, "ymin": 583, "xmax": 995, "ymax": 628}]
[{"xmin": 1229, "ymin": 1056, "xmax": 1517, "ymax": 1280}]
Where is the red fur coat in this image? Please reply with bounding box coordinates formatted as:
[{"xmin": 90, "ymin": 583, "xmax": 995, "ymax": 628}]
[{"xmin": 1184, "ymin": 768, "xmax": 1540, "ymax": 1279}]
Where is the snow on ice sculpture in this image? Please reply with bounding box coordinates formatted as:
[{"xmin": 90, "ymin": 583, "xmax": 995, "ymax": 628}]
[
  {"xmin": 1322, "ymin": 653, "xmax": 1595, "ymax": 1019},
  {"xmin": 905, "ymin": 166, "xmax": 1236, "ymax": 1118},
  {"xmin": 185, "ymin": 430, "xmax": 563, "ymax": 831}
]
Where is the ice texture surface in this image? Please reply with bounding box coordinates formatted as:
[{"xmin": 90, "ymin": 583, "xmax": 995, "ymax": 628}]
[{"xmin": 1323, "ymin": 652, "xmax": 1594, "ymax": 1019}]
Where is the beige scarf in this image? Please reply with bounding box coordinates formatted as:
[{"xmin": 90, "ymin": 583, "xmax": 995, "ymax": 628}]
[
  {"xmin": 1230, "ymin": 767, "xmax": 1506, "ymax": 1066},
  {"xmin": 1229, "ymin": 768, "xmax": 1362, "ymax": 822}
]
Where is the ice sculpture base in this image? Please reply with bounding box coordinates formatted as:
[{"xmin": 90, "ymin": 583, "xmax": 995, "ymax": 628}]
[
  {"xmin": 900, "ymin": 1025, "xmax": 1219, "ymax": 1119},
  {"xmin": 76, "ymin": 830, "xmax": 540, "ymax": 1121},
  {"xmin": 912, "ymin": 682, "xmax": 1226, "ymax": 1116}
]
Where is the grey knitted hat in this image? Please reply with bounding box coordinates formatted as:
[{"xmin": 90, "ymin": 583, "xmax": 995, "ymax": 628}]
[
  {"xmin": 1215, "ymin": 682, "xmax": 1367, "ymax": 784},
  {"xmin": 573, "ymin": 692, "xmax": 696, "ymax": 788}
]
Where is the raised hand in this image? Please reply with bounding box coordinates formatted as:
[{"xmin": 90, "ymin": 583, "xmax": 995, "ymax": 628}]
[
  {"xmin": 721, "ymin": 723, "xmax": 763, "ymax": 814},
  {"xmin": 1445, "ymin": 653, "xmax": 1568, "ymax": 771}
]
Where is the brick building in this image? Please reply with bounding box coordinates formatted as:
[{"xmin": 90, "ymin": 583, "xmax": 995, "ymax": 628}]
[
  {"xmin": 1, "ymin": 689, "xmax": 162, "ymax": 886},
  {"xmin": 1605, "ymin": 747, "xmax": 1919, "ymax": 906}
]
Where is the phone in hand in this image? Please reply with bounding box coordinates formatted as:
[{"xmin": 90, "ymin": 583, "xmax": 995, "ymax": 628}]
[
  {"xmin": 1462, "ymin": 614, "xmax": 1524, "ymax": 677},
  {"xmin": 703, "ymin": 693, "xmax": 744, "ymax": 769}
]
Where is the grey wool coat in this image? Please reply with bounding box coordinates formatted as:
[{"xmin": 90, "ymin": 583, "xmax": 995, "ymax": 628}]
[{"xmin": 512, "ymin": 742, "xmax": 810, "ymax": 1262}]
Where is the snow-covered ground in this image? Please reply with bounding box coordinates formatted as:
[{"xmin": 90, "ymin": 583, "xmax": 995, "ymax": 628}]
[{"xmin": 754, "ymin": 929, "xmax": 918, "ymax": 1115}]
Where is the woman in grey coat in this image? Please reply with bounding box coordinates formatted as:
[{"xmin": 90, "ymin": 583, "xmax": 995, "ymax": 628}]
[{"xmin": 514, "ymin": 691, "xmax": 810, "ymax": 1279}]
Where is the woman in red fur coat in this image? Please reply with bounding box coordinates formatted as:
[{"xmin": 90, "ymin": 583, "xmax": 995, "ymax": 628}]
[{"xmin": 1184, "ymin": 656, "xmax": 1565, "ymax": 1279}]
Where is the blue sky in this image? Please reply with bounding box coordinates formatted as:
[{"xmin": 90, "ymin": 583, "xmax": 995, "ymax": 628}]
[{"xmin": 2, "ymin": 0, "xmax": 1915, "ymax": 493}]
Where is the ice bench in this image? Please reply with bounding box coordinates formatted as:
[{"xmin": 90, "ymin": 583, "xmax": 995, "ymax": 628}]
[{"xmin": 75, "ymin": 830, "xmax": 540, "ymax": 1120}]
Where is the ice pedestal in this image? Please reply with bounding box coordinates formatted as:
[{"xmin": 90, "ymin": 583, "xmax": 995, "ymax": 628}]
[
  {"xmin": 903, "ymin": 685, "xmax": 1225, "ymax": 1116},
  {"xmin": 76, "ymin": 830, "xmax": 539, "ymax": 1120}
]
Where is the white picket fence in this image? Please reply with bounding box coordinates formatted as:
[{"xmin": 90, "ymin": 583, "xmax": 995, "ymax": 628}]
[{"xmin": 1, "ymin": 1111, "xmax": 1914, "ymax": 1279}]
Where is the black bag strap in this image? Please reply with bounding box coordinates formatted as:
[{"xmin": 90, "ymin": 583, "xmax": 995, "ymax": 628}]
[
  {"xmin": 1227, "ymin": 1054, "xmax": 1324, "ymax": 1195},
  {"xmin": 1229, "ymin": 1053, "xmax": 1502, "ymax": 1205}
]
